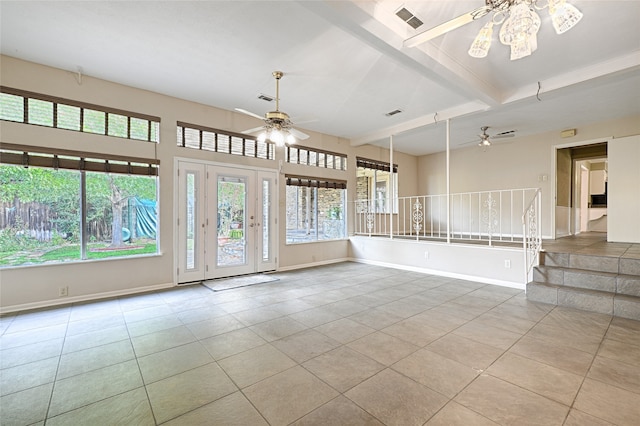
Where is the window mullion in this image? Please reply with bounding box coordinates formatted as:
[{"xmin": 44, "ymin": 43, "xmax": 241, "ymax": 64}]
[
  {"xmin": 23, "ymin": 96, "xmax": 28, "ymax": 123},
  {"xmin": 313, "ymin": 187, "xmax": 318, "ymax": 239},
  {"xmin": 80, "ymin": 170, "xmax": 88, "ymax": 260}
]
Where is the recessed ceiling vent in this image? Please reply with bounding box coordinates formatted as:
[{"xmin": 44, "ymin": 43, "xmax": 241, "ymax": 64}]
[
  {"xmin": 395, "ymin": 7, "xmax": 423, "ymax": 30},
  {"xmin": 257, "ymin": 94, "xmax": 274, "ymax": 102},
  {"xmin": 385, "ymin": 109, "xmax": 403, "ymax": 117}
]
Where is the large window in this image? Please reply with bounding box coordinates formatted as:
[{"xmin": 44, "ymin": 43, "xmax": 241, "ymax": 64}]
[
  {"xmin": 285, "ymin": 176, "xmax": 346, "ymax": 243},
  {"xmin": 0, "ymin": 86, "xmax": 160, "ymax": 142},
  {"xmin": 0, "ymin": 145, "xmax": 159, "ymax": 268},
  {"xmin": 356, "ymin": 157, "xmax": 398, "ymax": 213}
]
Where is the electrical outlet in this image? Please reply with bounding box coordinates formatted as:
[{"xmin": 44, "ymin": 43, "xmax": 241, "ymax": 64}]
[
  {"xmin": 58, "ymin": 286, "xmax": 68, "ymax": 297},
  {"xmin": 504, "ymin": 260, "xmax": 511, "ymax": 269}
]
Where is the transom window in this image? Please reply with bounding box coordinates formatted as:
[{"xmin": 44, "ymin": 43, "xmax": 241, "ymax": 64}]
[
  {"xmin": 0, "ymin": 86, "xmax": 160, "ymax": 142},
  {"xmin": 286, "ymin": 145, "xmax": 347, "ymax": 171},
  {"xmin": 177, "ymin": 122, "xmax": 275, "ymax": 160}
]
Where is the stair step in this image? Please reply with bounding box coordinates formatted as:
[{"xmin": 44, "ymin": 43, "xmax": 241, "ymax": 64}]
[
  {"xmin": 618, "ymin": 275, "xmax": 640, "ymax": 297},
  {"xmin": 540, "ymin": 251, "xmax": 569, "ymax": 268},
  {"xmin": 614, "ymin": 294, "xmax": 640, "ymax": 321},
  {"xmin": 541, "ymin": 251, "xmax": 640, "ymax": 275},
  {"xmin": 533, "ymin": 266, "xmax": 640, "ymax": 296},
  {"xmin": 568, "ymin": 254, "xmax": 619, "ymax": 273},
  {"xmin": 526, "ymin": 282, "xmax": 640, "ymax": 321}
]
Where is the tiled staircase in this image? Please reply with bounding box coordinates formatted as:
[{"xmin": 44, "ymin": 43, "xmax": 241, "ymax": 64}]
[{"xmin": 526, "ymin": 251, "xmax": 640, "ymax": 320}]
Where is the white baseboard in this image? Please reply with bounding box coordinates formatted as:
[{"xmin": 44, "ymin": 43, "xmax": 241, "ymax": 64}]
[
  {"xmin": 0, "ymin": 282, "xmax": 175, "ymax": 315},
  {"xmin": 277, "ymin": 257, "xmax": 351, "ymax": 272},
  {"xmin": 348, "ymin": 257, "xmax": 525, "ymax": 290}
]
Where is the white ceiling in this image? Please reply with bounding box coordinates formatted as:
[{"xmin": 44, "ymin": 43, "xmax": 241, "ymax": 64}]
[{"xmin": 1, "ymin": 1, "xmax": 639, "ymax": 156}]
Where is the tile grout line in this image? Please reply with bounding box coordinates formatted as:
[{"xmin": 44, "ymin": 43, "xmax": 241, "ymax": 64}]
[
  {"xmin": 42, "ymin": 307, "xmax": 72, "ymax": 425},
  {"xmin": 560, "ymin": 311, "xmax": 614, "ymax": 425},
  {"xmin": 415, "ymin": 294, "xmax": 557, "ymax": 425}
]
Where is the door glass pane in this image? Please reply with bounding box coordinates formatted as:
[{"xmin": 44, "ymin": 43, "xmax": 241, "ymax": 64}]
[
  {"xmin": 186, "ymin": 171, "xmax": 197, "ymax": 270},
  {"xmin": 262, "ymin": 179, "xmax": 270, "ymax": 261},
  {"xmin": 217, "ymin": 176, "xmax": 246, "ymax": 266}
]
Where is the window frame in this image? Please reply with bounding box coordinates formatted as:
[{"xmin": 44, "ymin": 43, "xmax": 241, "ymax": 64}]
[
  {"xmin": 285, "ymin": 175, "xmax": 347, "ymax": 244},
  {"xmin": 286, "ymin": 145, "xmax": 347, "ymax": 171},
  {"xmin": 0, "ymin": 86, "xmax": 160, "ymax": 143},
  {"xmin": 0, "ymin": 145, "xmax": 160, "ymax": 269},
  {"xmin": 356, "ymin": 157, "xmax": 398, "ymax": 214},
  {"xmin": 177, "ymin": 121, "xmax": 275, "ymax": 160}
]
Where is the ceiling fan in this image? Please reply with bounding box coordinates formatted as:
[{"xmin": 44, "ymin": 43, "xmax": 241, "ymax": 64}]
[
  {"xmin": 477, "ymin": 126, "xmax": 516, "ymax": 146},
  {"xmin": 235, "ymin": 71, "xmax": 309, "ymax": 146},
  {"xmin": 403, "ymin": 0, "xmax": 584, "ymax": 60}
]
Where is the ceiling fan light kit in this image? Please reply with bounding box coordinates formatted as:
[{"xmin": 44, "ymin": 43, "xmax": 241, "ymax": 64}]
[
  {"xmin": 472, "ymin": 0, "xmax": 582, "ymax": 60},
  {"xmin": 479, "ymin": 126, "xmax": 492, "ymax": 146},
  {"xmin": 236, "ymin": 71, "xmax": 309, "ymax": 147},
  {"xmin": 409, "ymin": 0, "xmax": 583, "ymax": 61}
]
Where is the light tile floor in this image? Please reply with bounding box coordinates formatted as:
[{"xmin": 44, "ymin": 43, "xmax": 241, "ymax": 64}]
[{"xmin": 1, "ymin": 262, "xmax": 639, "ymax": 425}]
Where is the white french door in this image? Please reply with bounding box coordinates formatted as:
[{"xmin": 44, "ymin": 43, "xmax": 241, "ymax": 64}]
[{"xmin": 177, "ymin": 161, "xmax": 277, "ymax": 283}]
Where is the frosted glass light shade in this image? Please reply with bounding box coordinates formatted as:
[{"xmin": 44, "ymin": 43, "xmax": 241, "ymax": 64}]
[
  {"xmin": 510, "ymin": 36, "xmax": 533, "ymax": 60},
  {"xmin": 469, "ymin": 22, "xmax": 494, "ymax": 58},
  {"xmin": 499, "ymin": 3, "xmax": 540, "ymax": 60},
  {"xmin": 549, "ymin": 0, "xmax": 583, "ymax": 34},
  {"xmin": 286, "ymin": 133, "xmax": 296, "ymax": 145},
  {"xmin": 500, "ymin": 3, "xmax": 533, "ymax": 45},
  {"xmin": 270, "ymin": 129, "xmax": 284, "ymax": 146}
]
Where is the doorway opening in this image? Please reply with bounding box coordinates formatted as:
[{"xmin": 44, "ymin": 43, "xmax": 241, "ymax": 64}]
[
  {"xmin": 555, "ymin": 142, "xmax": 607, "ymax": 238},
  {"xmin": 176, "ymin": 160, "xmax": 277, "ymax": 284}
]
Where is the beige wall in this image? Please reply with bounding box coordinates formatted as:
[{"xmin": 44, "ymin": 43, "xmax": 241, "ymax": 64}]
[
  {"xmin": 608, "ymin": 135, "xmax": 640, "ymax": 243},
  {"xmin": 0, "ymin": 56, "xmax": 418, "ymax": 311},
  {"xmin": 417, "ymin": 116, "xmax": 640, "ymax": 237}
]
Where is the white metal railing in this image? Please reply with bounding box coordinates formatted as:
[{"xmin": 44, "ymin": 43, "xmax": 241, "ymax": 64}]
[
  {"xmin": 354, "ymin": 188, "xmax": 539, "ymax": 245},
  {"xmin": 522, "ymin": 188, "xmax": 542, "ymax": 283},
  {"xmin": 353, "ymin": 187, "xmax": 542, "ymax": 284}
]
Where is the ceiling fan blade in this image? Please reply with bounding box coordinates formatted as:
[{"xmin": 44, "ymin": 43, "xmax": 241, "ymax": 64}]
[
  {"xmin": 403, "ymin": 6, "xmax": 491, "ymax": 48},
  {"xmin": 235, "ymin": 108, "xmax": 265, "ymax": 120},
  {"xmin": 240, "ymin": 126, "xmax": 265, "ymax": 135},
  {"xmin": 290, "ymin": 128, "xmax": 310, "ymax": 140},
  {"xmin": 291, "ymin": 118, "xmax": 318, "ymax": 125}
]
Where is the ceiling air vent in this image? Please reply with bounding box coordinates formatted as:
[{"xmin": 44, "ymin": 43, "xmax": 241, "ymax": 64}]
[
  {"xmin": 395, "ymin": 7, "xmax": 423, "ymax": 30},
  {"xmin": 385, "ymin": 109, "xmax": 403, "ymax": 117},
  {"xmin": 258, "ymin": 94, "xmax": 274, "ymax": 102}
]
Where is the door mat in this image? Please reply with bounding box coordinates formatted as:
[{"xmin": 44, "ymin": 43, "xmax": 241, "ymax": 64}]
[{"xmin": 202, "ymin": 274, "xmax": 279, "ymax": 292}]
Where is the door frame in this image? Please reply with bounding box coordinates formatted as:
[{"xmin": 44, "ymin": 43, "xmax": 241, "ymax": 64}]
[
  {"xmin": 173, "ymin": 157, "xmax": 278, "ymax": 285},
  {"xmin": 550, "ymin": 136, "xmax": 611, "ymax": 239}
]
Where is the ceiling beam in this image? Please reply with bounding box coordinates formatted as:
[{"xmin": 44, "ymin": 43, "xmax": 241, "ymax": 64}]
[
  {"xmin": 298, "ymin": 0, "xmax": 503, "ymax": 107},
  {"xmin": 350, "ymin": 101, "xmax": 489, "ymax": 147}
]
